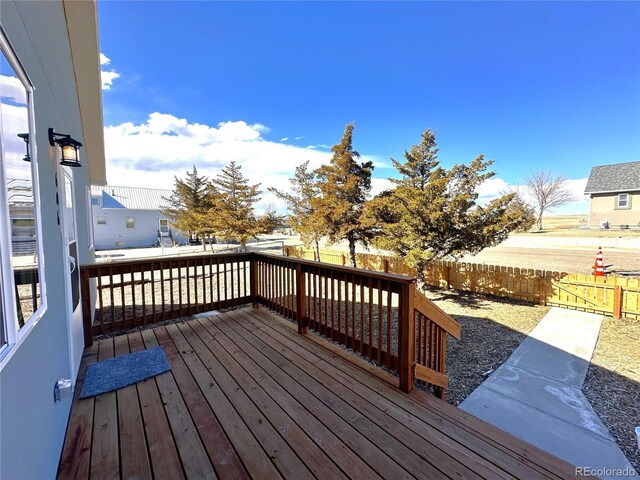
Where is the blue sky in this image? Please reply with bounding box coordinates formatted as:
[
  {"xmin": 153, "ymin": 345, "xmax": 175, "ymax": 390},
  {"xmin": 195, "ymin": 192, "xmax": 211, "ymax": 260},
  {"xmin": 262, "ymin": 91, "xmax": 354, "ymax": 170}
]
[{"xmin": 97, "ymin": 1, "xmax": 640, "ymax": 213}]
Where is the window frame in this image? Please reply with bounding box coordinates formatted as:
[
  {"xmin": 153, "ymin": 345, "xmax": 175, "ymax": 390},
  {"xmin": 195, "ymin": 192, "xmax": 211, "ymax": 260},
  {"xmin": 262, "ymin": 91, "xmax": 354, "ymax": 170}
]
[
  {"xmin": 126, "ymin": 217, "xmax": 135, "ymax": 229},
  {"xmin": 616, "ymin": 193, "xmax": 630, "ymax": 210},
  {"xmin": 0, "ymin": 28, "xmax": 47, "ymax": 366},
  {"xmin": 96, "ymin": 216, "xmax": 107, "ymax": 225}
]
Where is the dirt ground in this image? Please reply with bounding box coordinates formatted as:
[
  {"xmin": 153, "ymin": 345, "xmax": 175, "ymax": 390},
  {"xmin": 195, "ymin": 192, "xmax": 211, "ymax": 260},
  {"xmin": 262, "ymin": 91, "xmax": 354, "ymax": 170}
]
[
  {"xmin": 424, "ymin": 288, "xmax": 639, "ymax": 471},
  {"xmin": 421, "ymin": 288, "xmax": 549, "ymax": 405},
  {"xmin": 583, "ymin": 316, "xmax": 640, "ymax": 471}
]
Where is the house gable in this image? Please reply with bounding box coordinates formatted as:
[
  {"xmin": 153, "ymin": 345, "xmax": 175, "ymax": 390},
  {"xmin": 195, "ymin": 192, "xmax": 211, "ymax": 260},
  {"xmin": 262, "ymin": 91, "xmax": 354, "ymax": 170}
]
[{"xmin": 584, "ymin": 161, "xmax": 640, "ymax": 194}]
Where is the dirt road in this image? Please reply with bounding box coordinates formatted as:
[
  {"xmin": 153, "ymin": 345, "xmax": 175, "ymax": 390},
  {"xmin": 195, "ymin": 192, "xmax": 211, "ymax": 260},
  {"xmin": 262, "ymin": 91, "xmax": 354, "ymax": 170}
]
[{"xmin": 460, "ymin": 246, "xmax": 640, "ymax": 275}]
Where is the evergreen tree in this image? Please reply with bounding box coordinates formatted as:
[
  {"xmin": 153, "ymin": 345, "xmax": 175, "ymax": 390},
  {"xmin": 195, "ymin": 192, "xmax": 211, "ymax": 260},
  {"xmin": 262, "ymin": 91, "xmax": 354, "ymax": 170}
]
[
  {"xmin": 370, "ymin": 129, "xmax": 530, "ymax": 284},
  {"xmin": 162, "ymin": 166, "xmax": 212, "ymax": 250},
  {"xmin": 256, "ymin": 204, "xmax": 284, "ymax": 235},
  {"xmin": 268, "ymin": 160, "xmax": 326, "ymax": 260},
  {"xmin": 210, "ymin": 161, "xmax": 262, "ymax": 250},
  {"xmin": 314, "ymin": 123, "xmax": 374, "ymax": 268}
]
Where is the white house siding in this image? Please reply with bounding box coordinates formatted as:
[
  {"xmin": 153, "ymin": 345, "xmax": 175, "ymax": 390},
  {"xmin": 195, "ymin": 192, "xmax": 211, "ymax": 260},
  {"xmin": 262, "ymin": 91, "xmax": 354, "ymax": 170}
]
[
  {"xmin": 0, "ymin": 2, "xmax": 96, "ymax": 479},
  {"xmin": 92, "ymin": 207, "xmax": 188, "ymax": 249}
]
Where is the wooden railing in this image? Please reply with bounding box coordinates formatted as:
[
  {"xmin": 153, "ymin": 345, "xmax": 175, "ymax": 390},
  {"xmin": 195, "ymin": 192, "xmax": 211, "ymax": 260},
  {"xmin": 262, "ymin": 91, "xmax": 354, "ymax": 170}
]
[
  {"xmin": 80, "ymin": 252, "xmax": 460, "ymax": 394},
  {"xmin": 80, "ymin": 253, "xmax": 252, "ymax": 345}
]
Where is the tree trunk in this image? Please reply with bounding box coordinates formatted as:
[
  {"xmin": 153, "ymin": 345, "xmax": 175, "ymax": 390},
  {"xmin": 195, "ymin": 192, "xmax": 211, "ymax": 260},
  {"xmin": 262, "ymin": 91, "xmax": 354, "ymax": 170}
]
[
  {"xmin": 348, "ymin": 239, "xmax": 357, "ymax": 268},
  {"xmin": 314, "ymin": 239, "xmax": 321, "ymax": 262},
  {"xmin": 536, "ymin": 215, "xmax": 543, "ymax": 231}
]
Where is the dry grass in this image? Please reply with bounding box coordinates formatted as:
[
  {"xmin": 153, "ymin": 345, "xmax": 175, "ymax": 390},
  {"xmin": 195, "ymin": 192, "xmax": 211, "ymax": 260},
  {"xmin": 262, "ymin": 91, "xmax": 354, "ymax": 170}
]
[
  {"xmin": 516, "ymin": 214, "xmax": 640, "ymax": 237},
  {"xmin": 583, "ymin": 316, "xmax": 640, "ymax": 471}
]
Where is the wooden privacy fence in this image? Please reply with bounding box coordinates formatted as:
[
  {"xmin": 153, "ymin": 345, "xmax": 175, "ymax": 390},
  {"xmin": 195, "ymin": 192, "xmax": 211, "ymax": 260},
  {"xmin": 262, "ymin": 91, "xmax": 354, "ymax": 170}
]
[
  {"xmin": 285, "ymin": 246, "xmax": 640, "ymax": 320},
  {"xmin": 80, "ymin": 252, "xmax": 461, "ymax": 396}
]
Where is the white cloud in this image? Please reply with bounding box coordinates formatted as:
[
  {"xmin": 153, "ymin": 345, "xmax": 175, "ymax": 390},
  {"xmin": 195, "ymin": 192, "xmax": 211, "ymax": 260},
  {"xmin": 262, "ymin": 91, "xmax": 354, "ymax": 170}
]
[
  {"xmin": 482, "ymin": 177, "xmax": 589, "ymax": 214},
  {"xmin": 280, "ymin": 137, "xmax": 289, "ymax": 142},
  {"xmin": 0, "ymin": 75, "xmax": 27, "ymax": 105},
  {"xmin": 104, "ymin": 113, "xmax": 334, "ymax": 212},
  {"xmin": 100, "ymin": 52, "xmax": 120, "ymax": 90}
]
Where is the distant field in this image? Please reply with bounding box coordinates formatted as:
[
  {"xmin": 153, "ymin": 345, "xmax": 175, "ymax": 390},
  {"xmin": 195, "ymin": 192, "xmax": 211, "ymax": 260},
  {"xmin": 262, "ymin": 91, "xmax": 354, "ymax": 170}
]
[{"xmin": 517, "ymin": 215, "xmax": 640, "ymax": 237}]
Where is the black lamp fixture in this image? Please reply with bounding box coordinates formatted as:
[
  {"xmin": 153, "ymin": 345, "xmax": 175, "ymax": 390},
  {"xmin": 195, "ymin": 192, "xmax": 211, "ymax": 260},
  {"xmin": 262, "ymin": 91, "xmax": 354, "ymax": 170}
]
[
  {"xmin": 17, "ymin": 133, "xmax": 30, "ymax": 162},
  {"xmin": 48, "ymin": 128, "xmax": 83, "ymax": 167}
]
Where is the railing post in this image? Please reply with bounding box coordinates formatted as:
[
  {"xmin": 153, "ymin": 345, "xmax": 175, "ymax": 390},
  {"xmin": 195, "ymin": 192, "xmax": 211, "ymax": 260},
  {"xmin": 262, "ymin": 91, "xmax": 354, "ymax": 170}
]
[
  {"xmin": 250, "ymin": 254, "xmax": 259, "ymax": 308},
  {"xmin": 295, "ymin": 263, "xmax": 307, "ymax": 334},
  {"xmin": 613, "ymin": 285, "xmax": 623, "ymax": 319},
  {"xmin": 80, "ymin": 267, "xmax": 93, "ymax": 347},
  {"xmin": 398, "ymin": 279, "xmax": 416, "ymax": 393}
]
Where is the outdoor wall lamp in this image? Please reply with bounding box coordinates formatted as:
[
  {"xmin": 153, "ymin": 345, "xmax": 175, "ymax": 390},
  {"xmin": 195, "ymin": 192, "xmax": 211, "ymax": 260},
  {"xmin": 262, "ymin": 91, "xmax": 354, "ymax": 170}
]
[
  {"xmin": 17, "ymin": 133, "xmax": 30, "ymax": 162},
  {"xmin": 48, "ymin": 128, "xmax": 83, "ymax": 167}
]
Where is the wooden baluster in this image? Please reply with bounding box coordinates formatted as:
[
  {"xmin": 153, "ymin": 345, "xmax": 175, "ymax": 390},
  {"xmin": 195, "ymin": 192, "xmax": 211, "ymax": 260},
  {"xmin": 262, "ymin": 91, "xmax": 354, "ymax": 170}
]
[
  {"xmin": 185, "ymin": 259, "xmax": 191, "ymax": 314},
  {"xmin": 377, "ymin": 279, "xmax": 383, "ymax": 364},
  {"xmin": 360, "ymin": 282, "xmax": 365, "ymax": 355},
  {"xmin": 229, "ymin": 257, "xmax": 235, "ymax": 301},
  {"xmin": 160, "ymin": 261, "xmax": 166, "ymax": 321},
  {"xmin": 398, "ymin": 279, "xmax": 416, "ymax": 393},
  {"xmin": 368, "ymin": 278, "xmax": 373, "ymax": 359},
  {"xmin": 141, "ymin": 263, "xmax": 147, "ymax": 324},
  {"xmin": 250, "ymin": 255, "xmax": 259, "ymax": 308},
  {"xmin": 96, "ymin": 269, "xmax": 104, "ymax": 334},
  {"xmin": 386, "ymin": 287, "xmax": 392, "ymax": 368},
  {"xmin": 351, "ymin": 277, "xmax": 356, "ymax": 350},
  {"xmin": 417, "ymin": 311, "xmax": 423, "ymax": 367},
  {"xmin": 150, "ymin": 262, "xmax": 156, "ymax": 323},
  {"xmin": 81, "ymin": 267, "xmax": 93, "ymax": 347},
  {"xmin": 330, "ymin": 271, "xmax": 335, "ymax": 340},
  {"xmin": 295, "ymin": 263, "xmax": 307, "ymax": 334}
]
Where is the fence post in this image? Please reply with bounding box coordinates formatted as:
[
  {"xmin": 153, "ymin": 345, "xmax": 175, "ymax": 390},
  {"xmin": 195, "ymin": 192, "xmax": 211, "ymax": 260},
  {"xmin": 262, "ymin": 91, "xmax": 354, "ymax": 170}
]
[
  {"xmin": 284, "ymin": 246, "xmax": 290, "ymax": 257},
  {"xmin": 250, "ymin": 254, "xmax": 259, "ymax": 308},
  {"xmin": 398, "ymin": 279, "xmax": 416, "ymax": 393},
  {"xmin": 341, "ymin": 254, "xmax": 346, "ymax": 266},
  {"xmin": 295, "ymin": 263, "xmax": 307, "ymax": 334},
  {"xmin": 80, "ymin": 267, "xmax": 93, "ymax": 347},
  {"xmin": 383, "ymin": 258, "xmax": 389, "ymax": 273},
  {"xmin": 613, "ymin": 285, "xmax": 623, "ymax": 319},
  {"xmin": 445, "ymin": 262, "xmax": 451, "ymax": 289}
]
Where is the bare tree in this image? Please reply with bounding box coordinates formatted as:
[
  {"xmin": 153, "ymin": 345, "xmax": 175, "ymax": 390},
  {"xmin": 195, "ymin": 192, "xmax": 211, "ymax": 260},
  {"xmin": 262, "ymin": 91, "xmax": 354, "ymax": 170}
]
[{"xmin": 525, "ymin": 171, "xmax": 575, "ymax": 231}]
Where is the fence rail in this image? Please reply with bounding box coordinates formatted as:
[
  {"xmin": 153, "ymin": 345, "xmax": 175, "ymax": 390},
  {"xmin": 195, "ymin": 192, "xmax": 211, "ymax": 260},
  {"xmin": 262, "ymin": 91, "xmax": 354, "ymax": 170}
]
[
  {"xmin": 285, "ymin": 246, "xmax": 640, "ymax": 320},
  {"xmin": 80, "ymin": 252, "xmax": 460, "ymax": 396}
]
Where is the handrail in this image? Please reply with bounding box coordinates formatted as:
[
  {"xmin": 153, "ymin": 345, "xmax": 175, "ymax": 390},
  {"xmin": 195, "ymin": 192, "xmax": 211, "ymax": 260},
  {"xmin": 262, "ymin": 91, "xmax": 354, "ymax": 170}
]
[
  {"xmin": 414, "ymin": 290, "xmax": 461, "ymax": 340},
  {"xmin": 80, "ymin": 251, "xmax": 457, "ymax": 397}
]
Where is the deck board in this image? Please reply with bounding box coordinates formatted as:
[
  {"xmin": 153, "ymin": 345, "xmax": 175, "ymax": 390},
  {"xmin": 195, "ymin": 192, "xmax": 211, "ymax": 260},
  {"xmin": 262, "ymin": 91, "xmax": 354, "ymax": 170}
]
[{"xmin": 58, "ymin": 307, "xmax": 578, "ymax": 480}]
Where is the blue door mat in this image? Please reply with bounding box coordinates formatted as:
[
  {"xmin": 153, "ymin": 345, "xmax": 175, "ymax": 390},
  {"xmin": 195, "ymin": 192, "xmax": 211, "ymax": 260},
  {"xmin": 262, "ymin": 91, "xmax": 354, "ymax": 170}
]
[{"xmin": 80, "ymin": 346, "xmax": 171, "ymax": 399}]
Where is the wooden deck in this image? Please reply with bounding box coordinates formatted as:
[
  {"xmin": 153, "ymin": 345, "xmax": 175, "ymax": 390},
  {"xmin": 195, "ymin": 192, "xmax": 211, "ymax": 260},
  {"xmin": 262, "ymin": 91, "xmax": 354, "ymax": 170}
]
[{"xmin": 58, "ymin": 307, "xmax": 577, "ymax": 479}]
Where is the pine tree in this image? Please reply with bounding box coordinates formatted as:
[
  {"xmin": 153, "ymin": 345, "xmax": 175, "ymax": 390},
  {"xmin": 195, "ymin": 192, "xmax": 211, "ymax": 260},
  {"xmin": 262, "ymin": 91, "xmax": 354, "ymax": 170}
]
[
  {"xmin": 162, "ymin": 166, "xmax": 212, "ymax": 250},
  {"xmin": 370, "ymin": 129, "xmax": 530, "ymax": 284},
  {"xmin": 210, "ymin": 161, "xmax": 262, "ymax": 250},
  {"xmin": 314, "ymin": 123, "xmax": 374, "ymax": 267},
  {"xmin": 268, "ymin": 160, "xmax": 326, "ymax": 260}
]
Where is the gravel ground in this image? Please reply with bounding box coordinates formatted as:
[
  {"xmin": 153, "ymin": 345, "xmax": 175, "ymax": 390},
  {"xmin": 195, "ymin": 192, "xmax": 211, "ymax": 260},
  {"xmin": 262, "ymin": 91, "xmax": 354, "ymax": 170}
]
[
  {"xmin": 420, "ymin": 288, "xmax": 549, "ymax": 405},
  {"xmin": 583, "ymin": 316, "xmax": 640, "ymax": 471}
]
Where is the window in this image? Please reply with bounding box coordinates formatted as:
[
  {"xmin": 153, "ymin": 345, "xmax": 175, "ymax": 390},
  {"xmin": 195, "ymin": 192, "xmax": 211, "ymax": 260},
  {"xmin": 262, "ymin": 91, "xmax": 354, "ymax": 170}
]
[
  {"xmin": 97, "ymin": 216, "xmax": 107, "ymax": 225},
  {"xmin": 616, "ymin": 193, "xmax": 630, "ymax": 209},
  {"xmin": 91, "ymin": 196, "xmax": 100, "ymax": 206},
  {"xmin": 0, "ymin": 32, "xmax": 45, "ymax": 355},
  {"xmin": 126, "ymin": 217, "xmax": 135, "ymax": 229}
]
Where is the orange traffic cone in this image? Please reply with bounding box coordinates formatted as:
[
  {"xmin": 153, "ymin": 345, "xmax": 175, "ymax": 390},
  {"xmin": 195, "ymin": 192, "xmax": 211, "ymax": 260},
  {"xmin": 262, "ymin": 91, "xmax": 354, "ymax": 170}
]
[{"xmin": 594, "ymin": 246, "xmax": 605, "ymax": 277}]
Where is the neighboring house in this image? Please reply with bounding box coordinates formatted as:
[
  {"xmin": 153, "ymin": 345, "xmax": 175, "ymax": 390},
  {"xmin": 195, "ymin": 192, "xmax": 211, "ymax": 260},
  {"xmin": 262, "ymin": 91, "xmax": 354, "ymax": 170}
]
[
  {"xmin": 0, "ymin": 1, "xmax": 106, "ymax": 478},
  {"xmin": 90, "ymin": 185, "xmax": 187, "ymax": 249},
  {"xmin": 584, "ymin": 161, "xmax": 640, "ymax": 228}
]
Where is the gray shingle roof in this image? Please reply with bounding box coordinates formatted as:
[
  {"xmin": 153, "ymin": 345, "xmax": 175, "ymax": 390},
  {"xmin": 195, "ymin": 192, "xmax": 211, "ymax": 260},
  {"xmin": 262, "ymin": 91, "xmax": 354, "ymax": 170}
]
[
  {"xmin": 90, "ymin": 185, "xmax": 173, "ymax": 210},
  {"xmin": 584, "ymin": 161, "xmax": 640, "ymax": 194}
]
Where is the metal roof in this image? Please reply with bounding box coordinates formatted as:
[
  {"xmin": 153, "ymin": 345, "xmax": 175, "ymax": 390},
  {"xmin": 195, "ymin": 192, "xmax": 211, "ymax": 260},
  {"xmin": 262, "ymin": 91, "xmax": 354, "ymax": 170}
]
[
  {"xmin": 584, "ymin": 161, "xmax": 640, "ymax": 194},
  {"xmin": 90, "ymin": 185, "xmax": 173, "ymax": 210}
]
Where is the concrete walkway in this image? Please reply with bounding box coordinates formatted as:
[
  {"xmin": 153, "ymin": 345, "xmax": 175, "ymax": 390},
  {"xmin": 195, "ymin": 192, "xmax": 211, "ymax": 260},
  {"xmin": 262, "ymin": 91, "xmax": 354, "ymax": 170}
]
[{"xmin": 460, "ymin": 308, "xmax": 637, "ymax": 479}]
